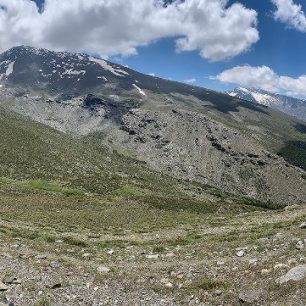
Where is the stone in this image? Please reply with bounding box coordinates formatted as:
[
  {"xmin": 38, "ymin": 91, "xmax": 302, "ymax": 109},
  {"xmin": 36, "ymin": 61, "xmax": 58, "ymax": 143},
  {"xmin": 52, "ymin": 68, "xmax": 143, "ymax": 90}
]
[
  {"xmin": 0, "ymin": 282, "xmax": 8, "ymax": 291},
  {"xmin": 97, "ymin": 266, "xmax": 110, "ymax": 273},
  {"xmin": 2, "ymin": 277, "xmax": 21, "ymax": 285},
  {"xmin": 296, "ymin": 241, "xmax": 304, "ymax": 250},
  {"xmin": 258, "ymin": 237, "xmax": 269, "ymax": 243},
  {"xmin": 106, "ymin": 249, "xmax": 114, "ymax": 255},
  {"xmin": 239, "ymin": 290, "xmax": 261, "ymax": 304},
  {"xmin": 145, "ymin": 254, "xmax": 159, "ymax": 260},
  {"xmin": 273, "ymin": 233, "xmax": 284, "ymax": 241},
  {"xmin": 35, "ymin": 254, "xmax": 47, "ymax": 260},
  {"xmin": 49, "ymin": 261, "xmax": 61, "ymax": 269},
  {"xmin": 299, "ymin": 222, "xmax": 306, "ymax": 229},
  {"xmin": 274, "ymin": 264, "xmax": 289, "ymax": 270},
  {"xmin": 249, "ymin": 258, "xmax": 258, "ymax": 265},
  {"xmin": 261, "ymin": 269, "xmax": 272, "ymax": 275},
  {"xmin": 276, "ymin": 265, "xmax": 306, "ymax": 284},
  {"xmin": 236, "ymin": 250, "xmax": 245, "ymax": 257},
  {"xmin": 164, "ymin": 282, "xmax": 173, "ymax": 289}
]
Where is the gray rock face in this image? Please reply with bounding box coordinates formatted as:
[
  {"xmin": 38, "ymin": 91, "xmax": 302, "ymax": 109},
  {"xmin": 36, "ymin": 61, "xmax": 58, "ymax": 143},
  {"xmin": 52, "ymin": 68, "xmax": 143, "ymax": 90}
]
[
  {"xmin": 276, "ymin": 265, "xmax": 306, "ymax": 284},
  {"xmin": 238, "ymin": 289, "xmax": 261, "ymax": 304},
  {"xmin": 115, "ymin": 108, "xmax": 306, "ymax": 205}
]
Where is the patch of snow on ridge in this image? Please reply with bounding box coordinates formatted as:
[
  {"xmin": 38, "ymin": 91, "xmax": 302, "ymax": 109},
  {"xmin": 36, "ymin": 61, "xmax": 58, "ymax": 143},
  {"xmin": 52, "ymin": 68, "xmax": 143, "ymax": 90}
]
[
  {"xmin": 237, "ymin": 87, "xmax": 250, "ymax": 93},
  {"xmin": 63, "ymin": 68, "xmax": 86, "ymax": 76},
  {"xmin": 250, "ymin": 92, "xmax": 280, "ymax": 106},
  {"xmin": 89, "ymin": 57, "xmax": 128, "ymax": 77},
  {"xmin": 132, "ymin": 84, "xmax": 146, "ymax": 96},
  {"xmin": 228, "ymin": 92, "xmax": 237, "ymax": 97},
  {"xmin": 6, "ymin": 61, "xmax": 15, "ymax": 76}
]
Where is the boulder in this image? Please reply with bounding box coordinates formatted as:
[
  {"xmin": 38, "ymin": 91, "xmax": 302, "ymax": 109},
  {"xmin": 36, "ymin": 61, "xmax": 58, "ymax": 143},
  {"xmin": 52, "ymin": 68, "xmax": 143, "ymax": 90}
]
[{"xmin": 276, "ymin": 265, "xmax": 306, "ymax": 284}]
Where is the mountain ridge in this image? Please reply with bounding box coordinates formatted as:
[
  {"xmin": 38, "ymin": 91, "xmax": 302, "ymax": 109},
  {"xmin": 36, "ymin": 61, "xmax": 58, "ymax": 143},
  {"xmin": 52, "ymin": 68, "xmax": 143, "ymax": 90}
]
[
  {"xmin": 1, "ymin": 46, "xmax": 306, "ymax": 206},
  {"xmin": 228, "ymin": 86, "xmax": 306, "ymax": 122}
]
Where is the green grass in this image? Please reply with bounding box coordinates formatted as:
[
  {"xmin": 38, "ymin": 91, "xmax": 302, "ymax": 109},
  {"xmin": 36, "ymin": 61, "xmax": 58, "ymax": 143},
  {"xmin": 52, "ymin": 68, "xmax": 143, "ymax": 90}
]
[
  {"xmin": 24, "ymin": 179, "xmax": 84, "ymax": 196},
  {"xmin": 194, "ymin": 278, "xmax": 230, "ymax": 290}
]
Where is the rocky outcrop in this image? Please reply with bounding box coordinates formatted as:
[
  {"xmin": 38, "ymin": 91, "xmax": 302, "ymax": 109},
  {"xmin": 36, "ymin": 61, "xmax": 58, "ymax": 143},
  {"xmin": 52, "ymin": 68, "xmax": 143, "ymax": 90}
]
[{"xmin": 117, "ymin": 108, "xmax": 306, "ymax": 205}]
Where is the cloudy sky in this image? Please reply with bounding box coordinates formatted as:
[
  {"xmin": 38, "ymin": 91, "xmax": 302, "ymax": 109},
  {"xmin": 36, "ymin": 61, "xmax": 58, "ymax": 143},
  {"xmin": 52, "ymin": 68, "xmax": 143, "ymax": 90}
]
[{"xmin": 0, "ymin": 0, "xmax": 306, "ymax": 97}]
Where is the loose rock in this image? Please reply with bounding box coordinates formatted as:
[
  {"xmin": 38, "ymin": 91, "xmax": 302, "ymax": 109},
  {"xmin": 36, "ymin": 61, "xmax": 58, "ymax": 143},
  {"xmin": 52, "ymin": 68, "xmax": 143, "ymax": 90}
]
[
  {"xmin": 239, "ymin": 290, "xmax": 261, "ymax": 304},
  {"xmin": 236, "ymin": 250, "xmax": 245, "ymax": 257},
  {"xmin": 97, "ymin": 266, "xmax": 110, "ymax": 273},
  {"xmin": 276, "ymin": 265, "xmax": 306, "ymax": 284},
  {"xmin": 49, "ymin": 261, "xmax": 61, "ymax": 269},
  {"xmin": 0, "ymin": 282, "xmax": 8, "ymax": 291},
  {"xmin": 299, "ymin": 222, "xmax": 306, "ymax": 229}
]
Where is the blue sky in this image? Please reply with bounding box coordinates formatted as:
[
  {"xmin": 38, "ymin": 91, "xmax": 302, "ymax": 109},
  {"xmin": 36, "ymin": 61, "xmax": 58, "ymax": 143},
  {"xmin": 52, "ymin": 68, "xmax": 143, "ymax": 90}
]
[
  {"xmin": 2, "ymin": 0, "xmax": 306, "ymax": 97},
  {"xmin": 108, "ymin": 0, "xmax": 306, "ymax": 94}
]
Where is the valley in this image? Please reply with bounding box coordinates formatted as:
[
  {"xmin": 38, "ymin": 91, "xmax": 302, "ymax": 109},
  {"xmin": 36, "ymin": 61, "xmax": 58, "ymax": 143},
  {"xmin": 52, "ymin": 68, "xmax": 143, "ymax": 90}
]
[{"xmin": 0, "ymin": 46, "xmax": 305, "ymax": 306}]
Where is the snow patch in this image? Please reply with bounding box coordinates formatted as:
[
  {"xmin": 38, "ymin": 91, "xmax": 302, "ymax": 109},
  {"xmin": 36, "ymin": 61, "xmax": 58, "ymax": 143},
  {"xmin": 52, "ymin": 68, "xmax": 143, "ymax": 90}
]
[
  {"xmin": 228, "ymin": 92, "xmax": 237, "ymax": 97},
  {"xmin": 89, "ymin": 57, "xmax": 128, "ymax": 77},
  {"xmin": 132, "ymin": 84, "xmax": 146, "ymax": 96},
  {"xmin": 5, "ymin": 61, "xmax": 15, "ymax": 76},
  {"xmin": 63, "ymin": 68, "xmax": 86, "ymax": 76},
  {"xmin": 237, "ymin": 87, "xmax": 250, "ymax": 93},
  {"xmin": 250, "ymin": 92, "xmax": 280, "ymax": 106}
]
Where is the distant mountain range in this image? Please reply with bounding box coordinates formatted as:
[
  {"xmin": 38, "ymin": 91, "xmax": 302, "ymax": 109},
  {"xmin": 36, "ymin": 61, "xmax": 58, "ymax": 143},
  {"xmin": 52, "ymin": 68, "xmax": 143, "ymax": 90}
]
[
  {"xmin": 228, "ymin": 87, "xmax": 306, "ymax": 122},
  {"xmin": 1, "ymin": 46, "xmax": 306, "ymax": 206}
]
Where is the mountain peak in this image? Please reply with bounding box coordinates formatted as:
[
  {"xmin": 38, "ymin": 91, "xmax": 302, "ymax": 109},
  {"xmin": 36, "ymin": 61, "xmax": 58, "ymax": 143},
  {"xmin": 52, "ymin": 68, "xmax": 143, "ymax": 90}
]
[
  {"xmin": 228, "ymin": 87, "xmax": 306, "ymax": 122},
  {"xmin": 0, "ymin": 45, "xmax": 136, "ymax": 94}
]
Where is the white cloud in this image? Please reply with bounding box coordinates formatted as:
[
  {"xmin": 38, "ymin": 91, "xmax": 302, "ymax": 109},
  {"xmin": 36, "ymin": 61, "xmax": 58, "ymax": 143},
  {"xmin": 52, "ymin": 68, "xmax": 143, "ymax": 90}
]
[
  {"xmin": 0, "ymin": 0, "xmax": 259, "ymax": 61},
  {"xmin": 148, "ymin": 73, "xmax": 156, "ymax": 77},
  {"xmin": 184, "ymin": 78, "xmax": 196, "ymax": 84},
  {"xmin": 215, "ymin": 65, "xmax": 306, "ymax": 98},
  {"xmin": 272, "ymin": 0, "xmax": 306, "ymax": 32}
]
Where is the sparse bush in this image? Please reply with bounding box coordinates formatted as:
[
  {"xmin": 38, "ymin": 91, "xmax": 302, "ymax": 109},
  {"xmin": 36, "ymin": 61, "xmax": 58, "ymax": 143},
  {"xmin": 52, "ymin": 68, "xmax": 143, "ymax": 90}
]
[
  {"xmin": 63, "ymin": 236, "xmax": 88, "ymax": 247},
  {"xmin": 153, "ymin": 245, "xmax": 166, "ymax": 253}
]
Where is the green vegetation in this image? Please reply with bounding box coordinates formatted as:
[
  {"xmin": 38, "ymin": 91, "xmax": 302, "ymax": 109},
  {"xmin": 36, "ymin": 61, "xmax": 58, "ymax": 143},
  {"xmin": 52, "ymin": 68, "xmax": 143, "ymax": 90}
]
[
  {"xmin": 279, "ymin": 141, "xmax": 306, "ymax": 170},
  {"xmin": 194, "ymin": 278, "xmax": 230, "ymax": 290},
  {"xmin": 24, "ymin": 179, "xmax": 84, "ymax": 196}
]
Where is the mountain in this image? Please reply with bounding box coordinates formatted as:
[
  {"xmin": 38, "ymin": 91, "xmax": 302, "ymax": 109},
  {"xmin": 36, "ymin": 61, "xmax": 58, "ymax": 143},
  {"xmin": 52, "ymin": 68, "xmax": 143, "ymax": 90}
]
[
  {"xmin": 1, "ymin": 46, "xmax": 306, "ymax": 206},
  {"xmin": 228, "ymin": 87, "xmax": 306, "ymax": 122}
]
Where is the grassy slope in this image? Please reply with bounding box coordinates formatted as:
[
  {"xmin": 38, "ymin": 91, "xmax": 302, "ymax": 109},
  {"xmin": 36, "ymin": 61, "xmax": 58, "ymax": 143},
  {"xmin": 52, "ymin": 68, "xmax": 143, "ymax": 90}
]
[{"xmin": 0, "ymin": 107, "xmax": 282, "ymax": 225}]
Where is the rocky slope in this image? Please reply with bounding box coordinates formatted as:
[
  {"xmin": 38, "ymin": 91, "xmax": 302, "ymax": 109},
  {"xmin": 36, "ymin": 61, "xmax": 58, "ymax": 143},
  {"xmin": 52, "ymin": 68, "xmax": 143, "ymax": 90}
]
[
  {"xmin": 0, "ymin": 46, "xmax": 306, "ymax": 206},
  {"xmin": 1, "ymin": 179, "xmax": 306, "ymax": 306},
  {"xmin": 228, "ymin": 87, "xmax": 306, "ymax": 122}
]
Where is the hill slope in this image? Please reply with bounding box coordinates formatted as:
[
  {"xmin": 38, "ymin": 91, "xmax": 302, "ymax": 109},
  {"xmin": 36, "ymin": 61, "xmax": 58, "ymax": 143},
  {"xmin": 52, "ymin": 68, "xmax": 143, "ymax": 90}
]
[{"xmin": 0, "ymin": 46, "xmax": 306, "ymax": 205}]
